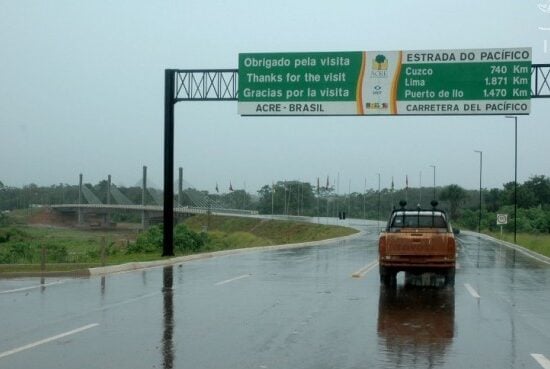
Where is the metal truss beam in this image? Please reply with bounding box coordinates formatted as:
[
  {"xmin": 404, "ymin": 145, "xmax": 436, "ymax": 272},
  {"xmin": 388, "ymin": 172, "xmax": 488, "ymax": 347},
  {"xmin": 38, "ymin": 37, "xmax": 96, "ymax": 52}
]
[
  {"xmin": 532, "ymin": 64, "xmax": 550, "ymax": 98},
  {"xmin": 174, "ymin": 69, "xmax": 238, "ymax": 101},
  {"xmin": 172, "ymin": 65, "xmax": 550, "ymax": 101}
]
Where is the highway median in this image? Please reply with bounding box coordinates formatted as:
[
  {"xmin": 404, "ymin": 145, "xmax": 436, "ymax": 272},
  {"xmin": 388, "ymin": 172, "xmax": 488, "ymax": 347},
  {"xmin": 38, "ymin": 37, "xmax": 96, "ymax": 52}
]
[{"xmin": 0, "ymin": 211, "xmax": 359, "ymax": 276}]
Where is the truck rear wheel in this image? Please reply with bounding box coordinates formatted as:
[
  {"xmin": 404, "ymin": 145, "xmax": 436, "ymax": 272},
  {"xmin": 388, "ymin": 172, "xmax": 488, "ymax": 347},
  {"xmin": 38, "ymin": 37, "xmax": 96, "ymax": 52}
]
[
  {"xmin": 444, "ymin": 268, "xmax": 455, "ymax": 287},
  {"xmin": 380, "ymin": 266, "xmax": 396, "ymax": 287}
]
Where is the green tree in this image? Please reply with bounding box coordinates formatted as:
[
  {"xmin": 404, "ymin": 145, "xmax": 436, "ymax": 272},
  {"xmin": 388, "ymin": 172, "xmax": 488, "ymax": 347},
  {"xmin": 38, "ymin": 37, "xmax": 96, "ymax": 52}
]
[
  {"xmin": 502, "ymin": 181, "xmax": 538, "ymax": 209},
  {"xmin": 222, "ymin": 189, "xmax": 251, "ymax": 210},
  {"xmin": 174, "ymin": 224, "xmax": 206, "ymax": 252},
  {"xmin": 439, "ymin": 184, "xmax": 468, "ymax": 220},
  {"xmin": 257, "ymin": 181, "xmax": 315, "ymax": 215},
  {"xmin": 128, "ymin": 226, "xmax": 163, "ymax": 253},
  {"xmin": 484, "ymin": 188, "xmax": 503, "ymax": 212},
  {"xmin": 523, "ymin": 175, "xmax": 550, "ymax": 206}
]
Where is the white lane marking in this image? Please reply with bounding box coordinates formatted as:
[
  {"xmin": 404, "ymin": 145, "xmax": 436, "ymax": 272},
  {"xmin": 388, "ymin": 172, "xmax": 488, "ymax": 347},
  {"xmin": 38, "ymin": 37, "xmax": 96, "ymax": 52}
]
[
  {"xmin": 464, "ymin": 283, "xmax": 481, "ymax": 299},
  {"xmin": 352, "ymin": 261, "xmax": 379, "ymax": 278},
  {"xmin": 0, "ymin": 323, "xmax": 99, "ymax": 359},
  {"xmin": 93, "ymin": 292, "xmax": 161, "ymax": 312},
  {"xmin": 532, "ymin": 354, "xmax": 550, "ymax": 369},
  {"xmin": 0, "ymin": 280, "xmax": 66, "ymax": 295},
  {"xmin": 215, "ymin": 274, "xmax": 251, "ymax": 286}
]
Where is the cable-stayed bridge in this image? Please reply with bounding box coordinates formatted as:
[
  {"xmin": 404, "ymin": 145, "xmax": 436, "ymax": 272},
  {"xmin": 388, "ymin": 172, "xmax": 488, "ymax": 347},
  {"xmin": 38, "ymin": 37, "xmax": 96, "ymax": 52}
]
[{"xmin": 50, "ymin": 166, "xmax": 257, "ymax": 228}]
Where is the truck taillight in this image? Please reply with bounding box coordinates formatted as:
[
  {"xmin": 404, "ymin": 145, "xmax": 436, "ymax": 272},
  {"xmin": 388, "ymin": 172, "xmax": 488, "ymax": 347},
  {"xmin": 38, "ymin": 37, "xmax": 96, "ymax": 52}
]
[
  {"xmin": 379, "ymin": 235, "xmax": 386, "ymax": 255},
  {"xmin": 447, "ymin": 237, "xmax": 456, "ymax": 253}
]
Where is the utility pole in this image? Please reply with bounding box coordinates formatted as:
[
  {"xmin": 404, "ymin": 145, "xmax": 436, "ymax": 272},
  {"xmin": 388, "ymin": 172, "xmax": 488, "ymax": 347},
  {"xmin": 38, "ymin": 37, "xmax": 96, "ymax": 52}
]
[
  {"xmin": 429, "ymin": 165, "xmax": 436, "ymax": 201},
  {"xmin": 107, "ymin": 175, "xmax": 111, "ymax": 205},
  {"xmin": 298, "ymin": 180, "xmax": 302, "ymax": 216},
  {"xmin": 243, "ymin": 181, "xmax": 246, "ymax": 210},
  {"xmin": 348, "ymin": 179, "xmax": 351, "ymax": 217},
  {"xmin": 506, "ymin": 115, "xmax": 518, "ymax": 244},
  {"xmin": 317, "ymin": 179, "xmax": 321, "ymax": 223},
  {"xmin": 284, "ymin": 181, "xmax": 287, "ymax": 215},
  {"xmin": 78, "ymin": 173, "xmax": 83, "ymax": 225},
  {"xmin": 377, "ymin": 173, "xmax": 381, "ymax": 230},
  {"xmin": 142, "ymin": 165, "xmax": 148, "ymax": 230},
  {"xmin": 336, "ymin": 172, "xmax": 340, "ymax": 218},
  {"xmin": 106, "ymin": 174, "xmax": 111, "ymax": 225},
  {"xmin": 363, "ymin": 177, "xmax": 366, "ymax": 220},
  {"xmin": 474, "ymin": 150, "xmax": 483, "ymax": 232},
  {"xmin": 419, "ymin": 171, "xmax": 422, "ymax": 205},
  {"xmin": 178, "ymin": 167, "xmax": 183, "ymax": 207}
]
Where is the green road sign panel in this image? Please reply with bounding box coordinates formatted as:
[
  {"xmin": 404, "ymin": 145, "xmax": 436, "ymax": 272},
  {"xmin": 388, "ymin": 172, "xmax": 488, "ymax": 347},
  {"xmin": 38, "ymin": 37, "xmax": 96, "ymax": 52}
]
[{"xmin": 238, "ymin": 48, "xmax": 531, "ymax": 116}]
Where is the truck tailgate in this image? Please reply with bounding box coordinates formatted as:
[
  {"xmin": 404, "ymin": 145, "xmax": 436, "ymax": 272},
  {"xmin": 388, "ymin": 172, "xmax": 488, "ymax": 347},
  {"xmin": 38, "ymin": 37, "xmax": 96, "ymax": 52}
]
[{"xmin": 387, "ymin": 230, "xmax": 450, "ymax": 256}]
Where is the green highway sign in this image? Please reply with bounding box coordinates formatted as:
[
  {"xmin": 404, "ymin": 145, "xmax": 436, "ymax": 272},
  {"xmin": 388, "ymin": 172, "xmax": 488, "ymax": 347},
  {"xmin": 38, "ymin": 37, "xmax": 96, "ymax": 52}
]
[{"xmin": 238, "ymin": 48, "xmax": 531, "ymax": 115}]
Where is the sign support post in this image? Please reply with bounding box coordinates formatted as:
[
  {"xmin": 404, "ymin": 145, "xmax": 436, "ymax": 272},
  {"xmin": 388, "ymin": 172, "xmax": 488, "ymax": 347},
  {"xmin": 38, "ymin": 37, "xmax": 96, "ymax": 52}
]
[
  {"xmin": 496, "ymin": 214, "xmax": 508, "ymax": 240},
  {"xmin": 163, "ymin": 69, "xmax": 175, "ymax": 256}
]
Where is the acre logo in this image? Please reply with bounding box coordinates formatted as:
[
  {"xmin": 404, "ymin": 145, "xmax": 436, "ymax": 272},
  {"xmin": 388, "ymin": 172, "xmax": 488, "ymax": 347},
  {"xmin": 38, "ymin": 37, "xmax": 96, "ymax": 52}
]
[{"xmin": 371, "ymin": 54, "xmax": 389, "ymax": 78}]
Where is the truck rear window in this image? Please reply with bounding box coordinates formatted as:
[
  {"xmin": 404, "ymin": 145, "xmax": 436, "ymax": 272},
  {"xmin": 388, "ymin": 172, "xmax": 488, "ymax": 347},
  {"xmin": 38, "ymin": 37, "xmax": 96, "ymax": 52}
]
[{"xmin": 390, "ymin": 214, "xmax": 448, "ymax": 229}]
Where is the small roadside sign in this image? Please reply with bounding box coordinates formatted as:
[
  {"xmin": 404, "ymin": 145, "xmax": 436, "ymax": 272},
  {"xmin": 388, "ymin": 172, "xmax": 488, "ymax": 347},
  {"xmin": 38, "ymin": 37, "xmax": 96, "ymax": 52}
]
[{"xmin": 496, "ymin": 214, "xmax": 508, "ymax": 225}]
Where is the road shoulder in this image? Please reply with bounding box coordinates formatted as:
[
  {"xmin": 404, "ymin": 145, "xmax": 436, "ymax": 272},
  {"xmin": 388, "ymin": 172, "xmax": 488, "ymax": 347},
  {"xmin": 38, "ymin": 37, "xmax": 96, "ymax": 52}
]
[
  {"xmin": 462, "ymin": 230, "xmax": 550, "ymax": 265},
  {"xmin": 88, "ymin": 228, "xmax": 367, "ymax": 276}
]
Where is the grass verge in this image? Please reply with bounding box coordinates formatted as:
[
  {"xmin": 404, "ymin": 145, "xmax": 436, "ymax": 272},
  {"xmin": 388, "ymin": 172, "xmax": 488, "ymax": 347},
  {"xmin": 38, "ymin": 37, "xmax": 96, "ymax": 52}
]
[
  {"xmin": 184, "ymin": 215, "xmax": 357, "ymax": 252},
  {"xmin": 483, "ymin": 230, "xmax": 550, "ymax": 258},
  {"xmin": 1, "ymin": 214, "xmax": 357, "ymax": 274}
]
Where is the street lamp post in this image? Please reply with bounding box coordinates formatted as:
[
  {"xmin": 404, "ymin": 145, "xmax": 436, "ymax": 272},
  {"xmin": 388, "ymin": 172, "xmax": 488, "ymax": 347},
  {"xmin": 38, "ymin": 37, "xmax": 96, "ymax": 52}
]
[
  {"xmin": 474, "ymin": 150, "xmax": 483, "ymax": 233},
  {"xmin": 363, "ymin": 177, "xmax": 366, "ymax": 220},
  {"xmin": 377, "ymin": 173, "xmax": 381, "ymax": 230},
  {"xmin": 419, "ymin": 171, "xmax": 422, "ymax": 205},
  {"xmin": 506, "ymin": 115, "xmax": 518, "ymax": 244},
  {"xmin": 429, "ymin": 165, "xmax": 436, "ymax": 201}
]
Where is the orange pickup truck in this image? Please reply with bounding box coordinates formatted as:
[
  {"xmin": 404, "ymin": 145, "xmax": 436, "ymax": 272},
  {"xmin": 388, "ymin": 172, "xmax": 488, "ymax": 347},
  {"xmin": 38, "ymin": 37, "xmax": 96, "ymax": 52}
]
[{"xmin": 378, "ymin": 201, "xmax": 456, "ymax": 286}]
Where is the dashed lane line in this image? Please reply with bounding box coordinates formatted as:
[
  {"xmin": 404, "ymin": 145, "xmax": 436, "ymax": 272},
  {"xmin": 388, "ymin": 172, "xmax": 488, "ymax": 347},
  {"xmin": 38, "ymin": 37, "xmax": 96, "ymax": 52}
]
[
  {"xmin": 215, "ymin": 274, "xmax": 252, "ymax": 286},
  {"xmin": 464, "ymin": 283, "xmax": 481, "ymax": 299},
  {"xmin": 532, "ymin": 354, "xmax": 550, "ymax": 369},
  {"xmin": 352, "ymin": 261, "xmax": 379, "ymax": 278},
  {"xmin": 0, "ymin": 323, "xmax": 99, "ymax": 359}
]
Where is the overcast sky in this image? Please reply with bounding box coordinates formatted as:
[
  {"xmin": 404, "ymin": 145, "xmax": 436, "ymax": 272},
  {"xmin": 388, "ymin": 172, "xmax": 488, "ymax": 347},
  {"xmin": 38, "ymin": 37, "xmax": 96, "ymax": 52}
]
[{"xmin": 1, "ymin": 0, "xmax": 550, "ymax": 194}]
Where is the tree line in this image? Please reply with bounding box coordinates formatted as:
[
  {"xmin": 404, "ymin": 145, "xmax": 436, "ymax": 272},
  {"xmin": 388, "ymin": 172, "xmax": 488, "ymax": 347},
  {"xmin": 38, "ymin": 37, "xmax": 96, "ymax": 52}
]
[{"xmin": 1, "ymin": 175, "xmax": 549, "ymax": 233}]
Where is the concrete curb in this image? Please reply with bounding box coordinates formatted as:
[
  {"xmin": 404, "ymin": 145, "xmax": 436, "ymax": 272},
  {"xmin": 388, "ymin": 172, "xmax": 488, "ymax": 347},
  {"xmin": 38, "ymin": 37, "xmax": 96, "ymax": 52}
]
[
  {"xmin": 0, "ymin": 269, "xmax": 91, "ymax": 279},
  {"xmin": 88, "ymin": 229, "xmax": 366, "ymax": 276},
  {"xmin": 462, "ymin": 230, "xmax": 550, "ymax": 265}
]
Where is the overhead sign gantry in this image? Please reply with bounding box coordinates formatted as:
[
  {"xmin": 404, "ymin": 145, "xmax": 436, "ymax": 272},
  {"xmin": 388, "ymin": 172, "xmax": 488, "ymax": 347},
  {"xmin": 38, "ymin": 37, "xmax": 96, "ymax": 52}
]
[{"xmin": 162, "ymin": 47, "xmax": 549, "ymax": 256}]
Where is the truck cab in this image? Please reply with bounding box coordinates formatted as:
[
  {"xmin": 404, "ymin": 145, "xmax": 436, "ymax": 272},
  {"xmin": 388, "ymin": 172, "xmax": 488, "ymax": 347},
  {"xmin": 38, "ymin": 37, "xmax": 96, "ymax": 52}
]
[{"xmin": 378, "ymin": 201, "xmax": 456, "ymax": 286}]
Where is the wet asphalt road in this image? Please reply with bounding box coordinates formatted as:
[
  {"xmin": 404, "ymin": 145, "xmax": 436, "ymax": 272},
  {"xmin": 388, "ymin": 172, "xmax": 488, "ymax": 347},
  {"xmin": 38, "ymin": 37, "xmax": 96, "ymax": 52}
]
[{"xmin": 1, "ymin": 220, "xmax": 550, "ymax": 369}]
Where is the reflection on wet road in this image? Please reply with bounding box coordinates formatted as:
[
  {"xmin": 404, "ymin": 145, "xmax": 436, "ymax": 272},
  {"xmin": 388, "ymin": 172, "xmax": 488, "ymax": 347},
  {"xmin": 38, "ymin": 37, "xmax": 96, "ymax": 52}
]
[
  {"xmin": 1, "ymin": 220, "xmax": 549, "ymax": 368},
  {"xmin": 377, "ymin": 283, "xmax": 455, "ymax": 368},
  {"xmin": 162, "ymin": 266, "xmax": 174, "ymax": 369}
]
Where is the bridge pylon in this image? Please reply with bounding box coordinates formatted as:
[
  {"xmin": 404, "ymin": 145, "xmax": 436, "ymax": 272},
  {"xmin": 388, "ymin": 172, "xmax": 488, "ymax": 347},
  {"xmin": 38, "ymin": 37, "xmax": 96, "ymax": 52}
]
[
  {"xmin": 78, "ymin": 173, "xmax": 83, "ymax": 225},
  {"xmin": 142, "ymin": 165, "xmax": 149, "ymax": 230}
]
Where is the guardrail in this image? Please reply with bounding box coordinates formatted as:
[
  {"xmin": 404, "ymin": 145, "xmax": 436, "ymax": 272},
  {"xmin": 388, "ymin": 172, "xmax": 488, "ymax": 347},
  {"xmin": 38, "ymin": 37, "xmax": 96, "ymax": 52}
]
[{"xmin": 49, "ymin": 204, "xmax": 258, "ymax": 216}]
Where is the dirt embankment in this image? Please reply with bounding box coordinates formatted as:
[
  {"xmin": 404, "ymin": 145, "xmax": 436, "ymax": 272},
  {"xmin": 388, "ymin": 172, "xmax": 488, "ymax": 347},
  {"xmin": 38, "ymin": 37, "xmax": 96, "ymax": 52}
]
[{"xmin": 27, "ymin": 208, "xmax": 76, "ymax": 227}]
